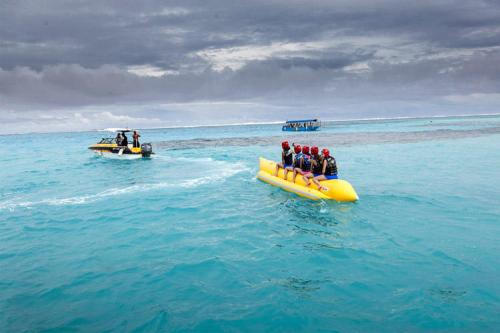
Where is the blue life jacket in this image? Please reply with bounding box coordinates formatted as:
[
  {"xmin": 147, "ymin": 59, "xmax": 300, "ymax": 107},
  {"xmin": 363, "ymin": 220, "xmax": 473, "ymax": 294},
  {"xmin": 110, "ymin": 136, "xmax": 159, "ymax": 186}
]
[
  {"xmin": 293, "ymin": 152, "xmax": 303, "ymax": 168},
  {"xmin": 302, "ymin": 154, "xmax": 311, "ymax": 170}
]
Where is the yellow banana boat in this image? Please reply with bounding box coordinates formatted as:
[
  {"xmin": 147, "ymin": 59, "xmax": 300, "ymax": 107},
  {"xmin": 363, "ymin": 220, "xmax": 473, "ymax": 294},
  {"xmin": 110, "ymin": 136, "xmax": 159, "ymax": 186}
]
[{"xmin": 257, "ymin": 157, "xmax": 359, "ymax": 202}]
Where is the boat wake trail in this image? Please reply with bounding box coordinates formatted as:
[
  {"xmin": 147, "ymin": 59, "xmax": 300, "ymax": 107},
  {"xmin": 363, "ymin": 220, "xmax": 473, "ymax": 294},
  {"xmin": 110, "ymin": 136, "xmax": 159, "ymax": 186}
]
[{"xmin": 0, "ymin": 162, "xmax": 249, "ymax": 211}]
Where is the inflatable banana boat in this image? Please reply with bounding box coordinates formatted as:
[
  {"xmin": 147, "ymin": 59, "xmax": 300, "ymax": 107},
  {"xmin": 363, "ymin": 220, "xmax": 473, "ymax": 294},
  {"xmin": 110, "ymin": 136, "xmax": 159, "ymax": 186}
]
[{"xmin": 257, "ymin": 157, "xmax": 358, "ymax": 202}]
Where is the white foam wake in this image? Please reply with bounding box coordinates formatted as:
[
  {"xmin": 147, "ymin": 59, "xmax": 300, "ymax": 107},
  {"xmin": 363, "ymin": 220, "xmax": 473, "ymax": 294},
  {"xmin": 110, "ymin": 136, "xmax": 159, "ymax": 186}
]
[
  {"xmin": 153, "ymin": 155, "xmax": 217, "ymax": 163},
  {"xmin": 0, "ymin": 162, "xmax": 249, "ymax": 211}
]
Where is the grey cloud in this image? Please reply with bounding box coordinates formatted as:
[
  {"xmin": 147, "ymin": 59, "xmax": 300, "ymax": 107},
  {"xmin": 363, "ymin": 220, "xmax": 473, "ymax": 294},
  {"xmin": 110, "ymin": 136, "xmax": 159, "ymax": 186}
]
[
  {"xmin": 2, "ymin": 45, "xmax": 498, "ymax": 108},
  {"xmin": 268, "ymin": 50, "xmax": 375, "ymax": 70},
  {"xmin": 2, "ymin": 0, "xmax": 500, "ymax": 69},
  {"xmin": 1, "ymin": 0, "xmax": 500, "ymax": 133}
]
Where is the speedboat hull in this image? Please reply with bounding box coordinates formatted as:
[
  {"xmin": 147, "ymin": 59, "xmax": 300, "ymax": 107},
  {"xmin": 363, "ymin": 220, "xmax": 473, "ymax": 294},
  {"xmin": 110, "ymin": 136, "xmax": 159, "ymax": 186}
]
[
  {"xmin": 88, "ymin": 143, "xmax": 153, "ymax": 159},
  {"xmin": 93, "ymin": 150, "xmax": 143, "ymax": 159}
]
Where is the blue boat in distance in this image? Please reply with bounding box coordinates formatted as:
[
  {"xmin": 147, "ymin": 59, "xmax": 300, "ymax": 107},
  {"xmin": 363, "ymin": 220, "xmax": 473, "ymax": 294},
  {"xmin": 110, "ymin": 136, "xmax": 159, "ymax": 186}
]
[{"xmin": 282, "ymin": 119, "xmax": 321, "ymax": 131}]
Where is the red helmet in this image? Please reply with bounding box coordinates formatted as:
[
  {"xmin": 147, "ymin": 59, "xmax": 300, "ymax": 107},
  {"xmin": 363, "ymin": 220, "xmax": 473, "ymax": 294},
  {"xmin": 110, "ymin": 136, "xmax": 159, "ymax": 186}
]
[
  {"xmin": 281, "ymin": 141, "xmax": 290, "ymax": 150},
  {"xmin": 294, "ymin": 144, "xmax": 301, "ymax": 154},
  {"xmin": 311, "ymin": 146, "xmax": 319, "ymax": 155},
  {"xmin": 302, "ymin": 146, "xmax": 309, "ymax": 154},
  {"xmin": 322, "ymin": 148, "xmax": 330, "ymax": 158}
]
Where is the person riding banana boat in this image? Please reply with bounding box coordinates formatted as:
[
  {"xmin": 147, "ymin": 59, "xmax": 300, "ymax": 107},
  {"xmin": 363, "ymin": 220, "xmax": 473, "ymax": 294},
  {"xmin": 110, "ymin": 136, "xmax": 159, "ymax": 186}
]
[
  {"xmin": 274, "ymin": 141, "xmax": 293, "ymax": 177},
  {"xmin": 292, "ymin": 145, "xmax": 311, "ymax": 183},
  {"xmin": 303, "ymin": 148, "xmax": 338, "ymax": 191},
  {"xmin": 284, "ymin": 144, "xmax": 302, "ymax": 180}
]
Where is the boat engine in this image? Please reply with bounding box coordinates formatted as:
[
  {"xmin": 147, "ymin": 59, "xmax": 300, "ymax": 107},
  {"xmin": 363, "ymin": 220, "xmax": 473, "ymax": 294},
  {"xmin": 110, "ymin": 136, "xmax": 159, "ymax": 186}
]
[{"xmin": 141, "ymin": 143, "xmax": 153, "ymax": 157}]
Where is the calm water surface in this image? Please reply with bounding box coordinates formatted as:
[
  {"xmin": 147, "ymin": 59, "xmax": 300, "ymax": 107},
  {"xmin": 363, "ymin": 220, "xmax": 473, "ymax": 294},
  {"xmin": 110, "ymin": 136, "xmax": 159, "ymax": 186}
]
[{"xmin": 1, "ymin": 116, "xmax": 499, "ymax": 332}]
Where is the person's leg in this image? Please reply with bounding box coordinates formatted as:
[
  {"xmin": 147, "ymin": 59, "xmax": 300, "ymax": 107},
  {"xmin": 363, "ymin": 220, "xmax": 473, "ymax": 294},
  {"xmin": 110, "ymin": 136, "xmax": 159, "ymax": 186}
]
[
  {"xmin": 274, "ymin": 163, "xmax": 284, "ymax": 176},
  {"xmin": 292, "ymin": 168, "xmax": 301, "ymax": 182},
  {"xmin": 303, "ymin": 173, "xmax": 313, "ymax": 186},
  {"xmin": 312, "ymin": 175, "xmax": 327, "ymax": 191},
  {"xmin": 284, "ymin": 166, "xmax": 293, "ymax": 180}
]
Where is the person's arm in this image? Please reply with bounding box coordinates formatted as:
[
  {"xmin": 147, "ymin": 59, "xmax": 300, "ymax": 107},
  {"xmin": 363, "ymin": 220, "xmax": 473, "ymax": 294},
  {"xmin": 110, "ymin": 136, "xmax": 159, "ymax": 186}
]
[
  {"xmin": 282, "ymin": 151, "xmax": 285, "ymax": 164},
  {"xmin": 322, "ymin": 159, "xmax": 327, "ymax": 174}
]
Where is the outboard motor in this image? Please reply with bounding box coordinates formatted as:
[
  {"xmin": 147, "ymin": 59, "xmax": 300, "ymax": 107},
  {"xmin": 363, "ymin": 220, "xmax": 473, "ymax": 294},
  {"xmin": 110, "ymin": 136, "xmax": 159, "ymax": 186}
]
[{"xmin": 141, "ymin": 143, "xmax": 153, "ymax": 157}]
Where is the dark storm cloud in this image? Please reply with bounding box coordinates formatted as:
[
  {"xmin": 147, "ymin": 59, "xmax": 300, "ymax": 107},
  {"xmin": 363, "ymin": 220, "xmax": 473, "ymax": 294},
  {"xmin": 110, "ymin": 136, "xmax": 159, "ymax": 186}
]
[
  {"xmin": 1, "ymin": 0, "xmax": 500, "ymax": 132},
  {"xmin": 2, "ymin": 0, "xmax": 500, "ymax": 69}
]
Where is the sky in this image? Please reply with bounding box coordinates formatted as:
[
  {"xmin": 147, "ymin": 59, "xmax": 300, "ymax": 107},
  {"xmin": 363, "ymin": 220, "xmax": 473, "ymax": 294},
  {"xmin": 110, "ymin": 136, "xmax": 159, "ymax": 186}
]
[{"xmin": 1, "ymin": 0, "xmax": 500, "ymax": 133}]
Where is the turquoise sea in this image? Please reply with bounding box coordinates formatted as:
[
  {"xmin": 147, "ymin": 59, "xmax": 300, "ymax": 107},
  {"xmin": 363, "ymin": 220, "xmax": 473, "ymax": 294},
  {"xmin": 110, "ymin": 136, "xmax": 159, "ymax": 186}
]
[{"xmin": 1, "ymin": 115, "xmax": 499, "ymax": 332}]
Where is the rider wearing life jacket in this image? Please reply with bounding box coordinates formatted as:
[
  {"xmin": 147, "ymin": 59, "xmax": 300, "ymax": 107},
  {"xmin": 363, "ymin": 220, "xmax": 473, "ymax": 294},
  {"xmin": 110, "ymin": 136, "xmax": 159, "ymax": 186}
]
[
  {"xmin": 284, "ymin": 144, "xmax": 302, "ymax": 180},
  {"xmin": 310, "ymin": 146, "xmax": 323, "ymax": 172},
  {"xmin": 310, "ymin": 148, "xmax": 338, "ymax": 191},
  {"xmin": 302, "ymin": 146, "xmax": 322, "ymax": 186},
  {"xmin": 322, "ymin": 149, "xmax": 338, "ymax": 177},
  {"xmin": 293, "ymin": 145, "xmax": 303, "ymax": 168},
  {"xmin": 292, "ymin": 145, "xmax": 310, "ymax": 182},
  {"xmin": 274, "ymin": 141, "xmax": 294, "ymax": 177}
]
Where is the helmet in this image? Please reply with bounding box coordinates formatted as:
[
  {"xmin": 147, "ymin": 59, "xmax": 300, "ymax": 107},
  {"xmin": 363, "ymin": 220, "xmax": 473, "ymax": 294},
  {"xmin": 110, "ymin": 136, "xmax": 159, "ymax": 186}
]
[
  {"xmin": 294, "ymin": 144, "xmax": 301, "ymax": 154},
  {"xmin": 311, "ymin": 146, "xmax": 319, "ymax": 155},
  {"xmin": 322, "ymin": 148, "xmax": 330, "ymax": 158},
  {"xmin": 302, "ymin": 146, "xmax": 309, "ymax": 154},
  {"xmin": 281, "ymin": 141, "xmax": 290, "ymax": 150}
]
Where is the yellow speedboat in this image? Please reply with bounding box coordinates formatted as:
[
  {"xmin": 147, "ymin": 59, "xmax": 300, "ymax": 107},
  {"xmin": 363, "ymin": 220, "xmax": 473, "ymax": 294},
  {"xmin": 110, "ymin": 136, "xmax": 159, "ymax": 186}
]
[
  {"xmin": 257, "ymin": 157, "xmax": 358, "ymax": 202},
  {"xmin": 88, "ymin": 129, "xmax": 153, "ymax": 159}
]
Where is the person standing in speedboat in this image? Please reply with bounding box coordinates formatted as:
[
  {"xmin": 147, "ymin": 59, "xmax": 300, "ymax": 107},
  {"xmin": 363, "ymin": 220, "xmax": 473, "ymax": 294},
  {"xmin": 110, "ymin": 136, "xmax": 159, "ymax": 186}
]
[
  {"xmin": 121, "ymin": 132, "xmax": 128, "ymax": 147},
  {"xmin": 133, "ymin": 131, "xmax": 141, "ymax": 148}
]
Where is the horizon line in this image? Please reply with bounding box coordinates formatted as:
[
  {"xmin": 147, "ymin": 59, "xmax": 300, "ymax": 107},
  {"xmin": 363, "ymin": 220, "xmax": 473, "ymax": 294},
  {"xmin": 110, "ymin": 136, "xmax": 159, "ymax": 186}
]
[{"xmin": 1, "ymin": 112, "xmax": 499, "ymax": 136}]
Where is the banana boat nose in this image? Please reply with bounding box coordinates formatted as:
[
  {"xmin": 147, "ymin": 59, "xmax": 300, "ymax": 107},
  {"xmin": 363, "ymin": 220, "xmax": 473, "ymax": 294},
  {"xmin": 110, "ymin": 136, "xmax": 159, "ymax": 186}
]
[
  {"xmin": 338, "ymin": 181, "xmax": 359, "ymax": 202},
  {"xmin": 323, "ymin": 179, "xmax": 358, "ymax": 202}
]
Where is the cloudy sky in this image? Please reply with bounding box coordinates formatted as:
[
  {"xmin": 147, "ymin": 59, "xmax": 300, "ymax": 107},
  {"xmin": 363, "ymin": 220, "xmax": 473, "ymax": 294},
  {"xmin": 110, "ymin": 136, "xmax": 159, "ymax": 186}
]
[{"xmin": 1, "ymin": 0, "xmax": 500, "ymax": 133}]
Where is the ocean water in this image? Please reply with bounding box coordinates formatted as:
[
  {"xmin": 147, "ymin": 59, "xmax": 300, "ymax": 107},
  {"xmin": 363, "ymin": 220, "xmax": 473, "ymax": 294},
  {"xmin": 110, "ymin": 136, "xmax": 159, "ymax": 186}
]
[{"xmin": 1, "ymin": 115, "xmax": 499, "ymax": 332}]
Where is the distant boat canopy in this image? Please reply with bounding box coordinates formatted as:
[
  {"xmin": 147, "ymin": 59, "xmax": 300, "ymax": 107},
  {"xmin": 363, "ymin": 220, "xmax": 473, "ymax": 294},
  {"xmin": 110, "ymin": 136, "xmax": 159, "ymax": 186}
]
[
  {"xmin": 282, "ymin": 119, "xmax": 321, "ymax": 132},
  {"xmin": 101, "ymin": 128, "xmax": 134, "ymax": 133}
]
